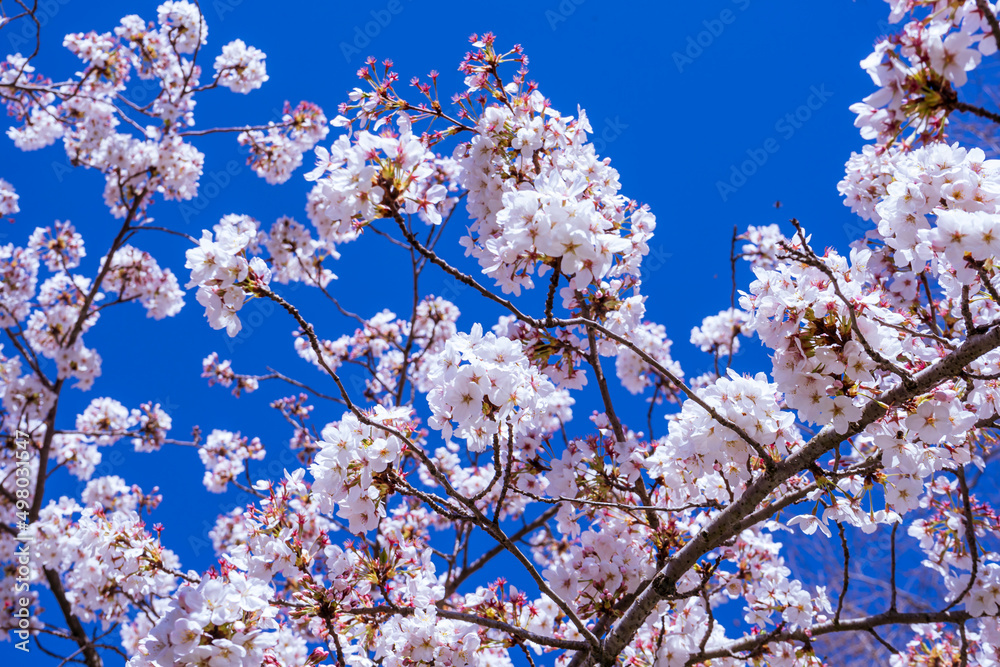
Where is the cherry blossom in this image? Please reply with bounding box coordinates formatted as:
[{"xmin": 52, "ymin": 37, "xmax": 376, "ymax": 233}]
[
  {"xmin": 213, "ymin": 39, "xmax": 268, "ymax": 94},
  {"xmin": 0, "ymin": 177, "xmax": 19, "ymax": 219},
  {"xmin": 5, "ymin": 3, "xmax": 1000, "ymax": 666},
  {"xmin": 198, "ymin": 429, "xmax": 265, "ymax": 493}
]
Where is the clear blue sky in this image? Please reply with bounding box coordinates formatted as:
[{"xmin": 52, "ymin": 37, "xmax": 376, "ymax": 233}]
[{"xmin": 0, "ymin": 0, "xmax": 894, "ymax": 662}]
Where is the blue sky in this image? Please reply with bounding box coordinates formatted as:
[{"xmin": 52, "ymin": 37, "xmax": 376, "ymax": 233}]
[{"xmin": 0, "ymin": 0, "xmax": 900, "ymax": 662}]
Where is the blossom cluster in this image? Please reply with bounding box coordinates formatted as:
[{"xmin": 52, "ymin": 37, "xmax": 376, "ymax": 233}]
[
  {"xmin": 238, "ymin": 102, "xmax": 328, "ymax": 185},
  {"xmin": 0, "ymin": 177, "xmax": 20, "ymax": 219},
  {"xmin": 198, "ymin": 429, "xmax": 265, "ymax": 493},
  {"xmin": 615, "ymin": 320, "xmax": 683, "ymax": 396},
  {"xmin": 185, "ymin": 214, "xmax": 270, "ymax": 336},
  {"xmin": 81, "ymin": 475, "xmax": 162, "ymax": 513},
  {"xmin": 261, "ymin": 215, "xmax": 336, "ymax": 287},
  {"xmin": 542, "ymin": 512, "xmax": 656, "ymax": 613},
  {"xmin": 201, "ymin": 351, "xmax": 261, "ymax": 397},
  {"xmin": 30, "ymin": 498, "xmax": 179, "ymax": 626},
  {"xmin": 738, "ymin": 223, "xmax": 786, "ymax": 269},
  {"xmin": 647, "ymin": 371, "xmax": 797, "ymax": 490},
  {"xmin": 213, "ymin": 39, "xmax": 268, "ymax": 93},
  {"xmin": 740, "ymin": 247, "xmax": 892, "ymax": 430},
  {"xmin": 310, "ymin": 405, "xmax": 412, "ymax": 533},
  {"xmin": 46, "ymin": 398, "xmax": 173, "ymax": 478},
  {"xmin": 0, "ymin": 242, "xmax": 39, "ymax": 328},
  {"xmin": 223, "ymin": 469, "xmax": 335, "ymax": 582},
  {"xmin": 304, "ymin": 114, "xmax": 457, "ymax": 245},
  {"xmin": 7, "ymin": 2, "xmax": 1000, "ymax": 666},
  {"xmin": 27, "ymin": 220, "xmax": 85, "ymax": 272},
  {"xmin": 690, "ymin": 307, "xmax": 748, "ymax": 358},
  {"xmin": 425, "ymin": 324, "xmax": 561, "ymax": 452},
  {"xmin": 851, "ymin": 1, "xmax": 998, "ymax": 146},
  {"xmin": 839, "ymin": 142, "xmax": 1000, "ymax": 275},
  {"xmin": 127, "ymin": 568, "xmax": 281, "ymax": 667},
  {"xmin": 455, "ymin": 91, "xmax": 656, "ymax": 298},
  {"xmin": 102, "ymin": 244, "xmax": 186, "ymax": 320}
]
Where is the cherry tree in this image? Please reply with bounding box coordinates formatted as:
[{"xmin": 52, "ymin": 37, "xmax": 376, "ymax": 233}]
[{"xmin": 2, "ymin": 1, "xmax": 1000, "ymax": 665}]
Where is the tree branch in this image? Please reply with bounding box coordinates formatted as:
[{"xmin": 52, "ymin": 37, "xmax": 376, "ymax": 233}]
[{"xmin": 599, "ymin": 323, "xmax": 1000, "ymax": 661}]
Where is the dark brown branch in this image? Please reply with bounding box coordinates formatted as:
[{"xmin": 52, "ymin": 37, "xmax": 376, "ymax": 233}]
[
  {"xmin": 866, "ymin": 627, "xmax": 900, "ymax": 655},
  {"xmin": 43, "ymin": 568, "xmax": 102, "ymax": 667},
  {"xmin": 600, "ymin": 323, "xmax": 1000, "ymax": 661},
  {"xmin": 942, "ymin": 467, "xmax": 980, "ymax": 612},
  {"xmin": 836, "ymin": 523, "xmax": 850, "ymax": 624},
  {"xmin": 962, "ymin": 284, "xmax": 977, "ymax": 334},
  {"xmin": 890, "ymin": 522, "xmax": 899, "ymax": 612},
  {"xmin": 952, "ymin": 100, "xmax": 1000, "ymax": 125},
  {"xmin": 688, "ymin": 609, "xmax": 979, "ymax": 664}
]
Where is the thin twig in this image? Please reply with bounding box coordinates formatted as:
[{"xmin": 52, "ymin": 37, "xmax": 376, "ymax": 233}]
[
  {"xmin": 942, "ymin": 467, "xmax": 980, "ymax": 612},
  {"xmin": 890, "ymin": 522, "xmax": 898, "ymax": 612},
  {"xmin": 836, "ymin": 523, "xmax": 850, "ymax": 625}
]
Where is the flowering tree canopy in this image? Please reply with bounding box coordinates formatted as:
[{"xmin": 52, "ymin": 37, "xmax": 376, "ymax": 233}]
[{"xmin": 3, "ymin": 1, "xmax": 1000, "ymax": 666}]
